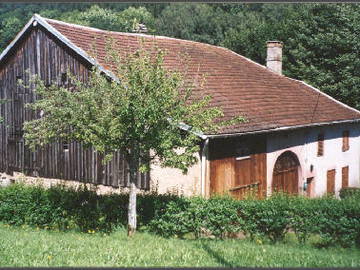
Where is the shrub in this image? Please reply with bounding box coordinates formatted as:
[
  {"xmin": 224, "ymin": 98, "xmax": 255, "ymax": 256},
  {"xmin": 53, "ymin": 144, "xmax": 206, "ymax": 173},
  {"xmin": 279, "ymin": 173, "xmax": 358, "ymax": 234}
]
[
  {"xmin": 149, "ymin": 196, "xmax": 240, "ymax": 239},
  {"xmin": 237, "ymin": 194, "xmax": 292, "ymax": 243},
  {"xmin": 1, "ymin": 183, "xmax": 360, "ymax": 248},
  {"xmin": 313, "ymin": 196, "xmax": 360, "ymax": 248},
  {"xmin": 0, "ymin": 183, "xmax": 178, "ymax": 233},
  {"xmin": 339, "ymin": 187, "xmax": 360, "ymax": 200},
  {"xmin": 288, "ymin": 196, "xmax": 317, "ymax": 244}
]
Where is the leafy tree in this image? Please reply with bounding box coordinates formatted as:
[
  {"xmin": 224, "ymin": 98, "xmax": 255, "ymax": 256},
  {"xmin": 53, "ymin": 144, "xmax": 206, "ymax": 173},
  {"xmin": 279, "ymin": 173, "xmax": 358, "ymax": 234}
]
[
  {"xmin": 282, "ymin": 4, "xmax": 360, "ymax": 109},
  {"xmin": 221, "ymin": 3, "xmax": 360, "ymax": 110},
  {"xmin": 66, "ymin": 5, "xmax": 156, "ymax": 33},
  {"xmin": 156, "ymin": 3, "xmax": 233, "ymax": 45},
  {"xmin": 0, "ymin": 16, "xmax": 23, "ymax": 50},
  {"xmin": 22, "ymin": 44, "xmax": 243, "ymax": 235}
]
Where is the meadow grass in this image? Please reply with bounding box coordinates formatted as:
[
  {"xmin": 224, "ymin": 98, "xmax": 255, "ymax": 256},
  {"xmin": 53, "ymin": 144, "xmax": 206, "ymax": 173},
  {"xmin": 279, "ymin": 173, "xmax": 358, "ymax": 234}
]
[{"xmin": 0, "ymin": 223, "xmax": 359, "ymax": 267}]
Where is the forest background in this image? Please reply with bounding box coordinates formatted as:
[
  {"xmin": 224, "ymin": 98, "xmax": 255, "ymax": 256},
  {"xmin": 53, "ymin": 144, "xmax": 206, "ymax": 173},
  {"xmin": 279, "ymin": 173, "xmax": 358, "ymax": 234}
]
[{"xmin": 1, "ymin": 3, "xmax": 360, "ymax": 110}]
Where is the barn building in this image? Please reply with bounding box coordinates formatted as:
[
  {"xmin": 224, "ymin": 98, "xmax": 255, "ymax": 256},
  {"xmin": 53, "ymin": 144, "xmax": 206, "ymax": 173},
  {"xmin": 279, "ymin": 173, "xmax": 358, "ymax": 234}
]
[{"xmin": 0, "ymin": 14, "xmax": 360, "ymax": 198}]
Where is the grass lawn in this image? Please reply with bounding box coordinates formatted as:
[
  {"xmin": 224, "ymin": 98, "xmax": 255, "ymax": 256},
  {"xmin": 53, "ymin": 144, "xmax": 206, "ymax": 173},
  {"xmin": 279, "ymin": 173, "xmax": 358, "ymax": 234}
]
[{"xmin": 0, "ymin": 223, "xmax": 359, "ymax": 267}]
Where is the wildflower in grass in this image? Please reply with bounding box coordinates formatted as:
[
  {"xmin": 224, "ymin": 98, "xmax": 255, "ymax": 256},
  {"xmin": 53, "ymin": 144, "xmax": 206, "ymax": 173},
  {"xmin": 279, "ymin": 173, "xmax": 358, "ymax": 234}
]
[
  {"xmin": 47, "ymin": 255, "xmax": 52, "ymax": 260},
  {"xmin": 256, "ymin": 239, "xmax": 262, "ymax": 245}
]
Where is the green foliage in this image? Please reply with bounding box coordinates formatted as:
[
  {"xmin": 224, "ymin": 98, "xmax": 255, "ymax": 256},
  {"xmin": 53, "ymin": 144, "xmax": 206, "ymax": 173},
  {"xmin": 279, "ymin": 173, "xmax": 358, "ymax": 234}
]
[
  {"xmin": 155, "ymin": 3, "xmax": 234, "ymax": 45},
  {"xmin": 287, "ymin": 196, "xmax": 317, "ymax": 244},
  {"xmin": 150, "ymin": 193, "xmax": 360, "ymax": 248},
  {"xmin": 1, "ymin": 184, "xmax": 360, "ymax": 248},
  {"xmin": 74, "ymin": 5, "xmax": 156, "ymax": 33},
  {"xmin": 313, "ymin": 196, "xmax": 360, "ymax": 248},
  {"xmin": 339, "ymin": 187, "xmax": 360, "ymax": 200},
  {"xmin": 0, "ymin": 183, "xmax": 179, "ymax": 232},
  {"xmin": 238, "ymin": 194, "xmax": 292, "ymax": 243},
  {"xmin": 149, "ymin": 196, "xmax": 240, "ymax": 239}
]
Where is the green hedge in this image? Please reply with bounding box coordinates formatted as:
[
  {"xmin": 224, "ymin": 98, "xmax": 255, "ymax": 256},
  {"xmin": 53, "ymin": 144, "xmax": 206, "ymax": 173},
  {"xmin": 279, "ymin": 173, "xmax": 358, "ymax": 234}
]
[
  {"xmin": 339, "ymin": 187, "xmax": 360, "ymax": 200},
  {"xmin": 149, "ymin": 194, "xmax": 360, "ymax": 248},
  {"xmin": 1, "ymin": 184, "xmax": 359, "ymax": 248},
  {"xmin": 0, "ymin": 183, "xmax": 179, "ymax": 232}
]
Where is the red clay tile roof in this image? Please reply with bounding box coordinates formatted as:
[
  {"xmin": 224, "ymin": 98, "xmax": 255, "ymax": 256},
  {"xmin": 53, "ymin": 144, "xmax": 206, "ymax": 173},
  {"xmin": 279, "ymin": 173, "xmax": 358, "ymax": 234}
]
[{"xmin": 44, "ymin": 18, "xmax": 360, "ymax": 135}]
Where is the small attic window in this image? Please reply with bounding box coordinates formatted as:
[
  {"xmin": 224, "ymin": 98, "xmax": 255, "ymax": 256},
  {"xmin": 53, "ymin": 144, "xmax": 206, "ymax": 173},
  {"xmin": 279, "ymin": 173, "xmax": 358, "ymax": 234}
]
[{"xmin": 317, "ymin": 133, "xmax": 324, "ymax": 157}]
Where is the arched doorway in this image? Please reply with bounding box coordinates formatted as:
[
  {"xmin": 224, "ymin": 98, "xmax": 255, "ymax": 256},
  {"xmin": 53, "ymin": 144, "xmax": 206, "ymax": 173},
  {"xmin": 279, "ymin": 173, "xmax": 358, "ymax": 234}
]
[{"xmin": 272, "ymin": 151, "xmax": 300, "ymax": 194}]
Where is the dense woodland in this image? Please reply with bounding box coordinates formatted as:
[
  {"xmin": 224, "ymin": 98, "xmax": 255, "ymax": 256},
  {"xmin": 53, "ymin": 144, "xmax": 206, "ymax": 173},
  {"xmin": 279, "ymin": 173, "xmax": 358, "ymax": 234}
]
[{"xmin": 1, "ymin": 3, "xmax": 360, "ymax": 110}]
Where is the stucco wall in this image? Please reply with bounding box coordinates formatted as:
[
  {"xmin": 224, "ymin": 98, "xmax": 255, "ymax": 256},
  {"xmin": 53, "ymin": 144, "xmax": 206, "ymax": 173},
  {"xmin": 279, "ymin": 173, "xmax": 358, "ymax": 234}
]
[
  {"xmin": 266, "ymin": 123, "xmax": 360, "ymax": 197},
  {"xmin": 149, "ymin": 155, "xmax": 201, "ymax": 197}
]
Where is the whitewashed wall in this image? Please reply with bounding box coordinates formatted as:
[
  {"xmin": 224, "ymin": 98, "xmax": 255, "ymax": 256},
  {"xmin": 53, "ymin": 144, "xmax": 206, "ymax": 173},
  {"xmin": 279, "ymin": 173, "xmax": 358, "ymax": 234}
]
[
  {"xmin": 150, "ymin": 155, "xmax": 201, "ymax": 196},
  {"xmin": 266, "ymin": 123, "xmax": 360, "ymax": 197}
]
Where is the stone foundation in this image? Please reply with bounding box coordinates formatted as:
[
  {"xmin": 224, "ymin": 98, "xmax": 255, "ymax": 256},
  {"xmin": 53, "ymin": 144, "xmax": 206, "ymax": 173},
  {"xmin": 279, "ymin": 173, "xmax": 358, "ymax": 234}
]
[{"xmin": 0, "ymin": 171, "xmax": 158, "ymax": 195}]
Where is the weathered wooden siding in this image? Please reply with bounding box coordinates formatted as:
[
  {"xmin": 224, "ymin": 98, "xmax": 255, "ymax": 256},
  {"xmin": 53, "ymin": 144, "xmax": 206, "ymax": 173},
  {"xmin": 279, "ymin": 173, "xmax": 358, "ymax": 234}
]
[
  {"xmin": 209, "ymin": 135, "xmax": 267, "ymax": 199},
  {"xmin": 0, "ymin": 26, "xmax": 149, "ymax": 189}
]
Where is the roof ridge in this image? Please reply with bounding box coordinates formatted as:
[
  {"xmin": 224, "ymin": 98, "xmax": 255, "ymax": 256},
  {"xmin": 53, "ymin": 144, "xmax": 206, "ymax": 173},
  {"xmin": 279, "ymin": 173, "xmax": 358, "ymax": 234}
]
[
  {"xmin": 43, "ymin": 17, "xmax": 232, "ymax": 50},
  {"xmin": 43, "ymin": 15, "xmax": 278, "ymax": 75}
]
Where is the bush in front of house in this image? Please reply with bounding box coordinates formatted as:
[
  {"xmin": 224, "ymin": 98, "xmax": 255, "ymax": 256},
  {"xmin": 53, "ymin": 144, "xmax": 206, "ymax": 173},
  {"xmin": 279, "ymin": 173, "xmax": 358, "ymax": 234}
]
[
  {"xmin": 148, "ymin": 196, "xmax": 240, "ymax": 239},
  {"xmin": 1, "ymin": 183, "xmax": 360, "ymax": 248},
  {"xmin": 339, "ymin": 187, "xmax": 360, "ymax": 200},
  {"xmin": 312, "ymin": 196, "xmax": 360, "ymax": 248},
  {"xmin": 149, "ymin": 192, "xmax": 360, "ymax": 248},
  {"xmin": 237, "ymin": 194, "xmax": 292, "ymax": 243},
  {"xmin": 0, "ymin": 183, "xmax": 180, "ymax": 232}
]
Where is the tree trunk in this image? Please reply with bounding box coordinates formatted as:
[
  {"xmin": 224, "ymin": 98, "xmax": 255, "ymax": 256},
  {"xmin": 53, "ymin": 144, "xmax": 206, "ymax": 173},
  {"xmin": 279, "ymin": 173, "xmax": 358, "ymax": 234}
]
[
  {"xmin": 127, "ymin": 158, "xmax": 138, "ymax": 237},
  {"xmin": 128, "ymin": 181, "xmax": 137, "ymax": 236}
]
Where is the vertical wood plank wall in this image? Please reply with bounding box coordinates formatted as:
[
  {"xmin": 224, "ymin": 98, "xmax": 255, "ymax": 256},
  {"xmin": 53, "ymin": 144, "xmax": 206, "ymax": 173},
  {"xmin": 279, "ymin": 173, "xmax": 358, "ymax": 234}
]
[
  {"xmin": 0, "ymin": 26, "xmax": 149, "ymax": 189},
  {"xmin": 209, "ymin": 135, "xmax": 267, "ymax": 199}
]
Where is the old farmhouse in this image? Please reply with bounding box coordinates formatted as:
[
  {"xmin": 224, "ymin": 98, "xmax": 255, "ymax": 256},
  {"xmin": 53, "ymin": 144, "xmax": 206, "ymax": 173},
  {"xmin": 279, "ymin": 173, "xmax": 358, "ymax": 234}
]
[{"xmin": 1, "ymin": 14, "xmax": 360, "ymax": 199}]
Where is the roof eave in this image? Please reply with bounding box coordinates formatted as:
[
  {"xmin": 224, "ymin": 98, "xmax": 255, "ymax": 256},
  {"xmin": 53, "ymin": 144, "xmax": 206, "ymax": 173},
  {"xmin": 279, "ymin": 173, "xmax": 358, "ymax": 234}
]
[{"xmin": 206, "ymin": 118, "xmax": 360, "ymax": 139}]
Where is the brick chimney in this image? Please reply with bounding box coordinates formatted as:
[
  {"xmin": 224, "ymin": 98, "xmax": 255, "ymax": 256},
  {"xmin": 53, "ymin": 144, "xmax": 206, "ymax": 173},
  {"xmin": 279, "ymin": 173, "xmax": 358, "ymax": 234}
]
[{"xmin": 266, "ymin": 41, "xmax": 283, "ymax": 75}]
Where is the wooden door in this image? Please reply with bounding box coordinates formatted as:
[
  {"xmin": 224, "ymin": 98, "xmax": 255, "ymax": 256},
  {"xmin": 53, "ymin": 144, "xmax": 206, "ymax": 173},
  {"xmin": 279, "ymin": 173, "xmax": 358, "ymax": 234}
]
[
  {"xmin": 230, "ymin": 157, "xmax": 253, "ymax": 199},
  {"xmin": 272, "ymin": 151, "xmax": 300, "ymax": 194},
  {"xmin": 327, "ymin": 169, "xmax": 336, "ymax": 194}
]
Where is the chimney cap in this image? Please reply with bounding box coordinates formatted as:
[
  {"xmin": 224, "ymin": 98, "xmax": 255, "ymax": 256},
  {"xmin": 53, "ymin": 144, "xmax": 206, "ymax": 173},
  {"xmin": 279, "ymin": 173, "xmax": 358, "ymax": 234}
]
[{"xmin": 267, "ymin": 41, "xmax": 283, "ymax": 47}]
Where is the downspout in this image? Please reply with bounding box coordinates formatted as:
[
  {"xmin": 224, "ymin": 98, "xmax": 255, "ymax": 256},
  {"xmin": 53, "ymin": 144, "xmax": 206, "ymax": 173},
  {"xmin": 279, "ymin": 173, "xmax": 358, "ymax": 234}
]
[{"xmin": 201, "ymin": 138, "xmax": 209, "ymax": 197}]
